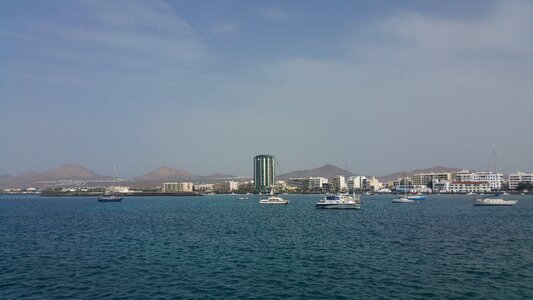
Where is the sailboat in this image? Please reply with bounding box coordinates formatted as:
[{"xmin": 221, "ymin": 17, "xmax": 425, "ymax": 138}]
[
  {"xmin": 473, "ymin": 151, "xmax": 517, "ymax": 206},
  {"xmin": 98, "ymin": 164, "xmax": 123, "ymax": 202}
]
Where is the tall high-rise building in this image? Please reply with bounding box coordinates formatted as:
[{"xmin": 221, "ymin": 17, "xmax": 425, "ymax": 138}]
[{"xmin": 254, "ymin": 154, "xmax": 276, "ymax": 191}]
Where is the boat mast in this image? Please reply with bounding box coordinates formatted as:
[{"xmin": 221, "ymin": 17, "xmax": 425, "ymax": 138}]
[
  {"xmin": 492, "ymin": 150, "xmax": 500, "ymax": 194},
  {"xmin": 112, "ymin": 163, "xmax": 116, "ymax": 191}
]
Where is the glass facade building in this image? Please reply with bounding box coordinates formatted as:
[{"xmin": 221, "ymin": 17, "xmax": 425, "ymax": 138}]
[{"xmin": 254, "ymin": 155, "xmax": 276, "ymax": 192}]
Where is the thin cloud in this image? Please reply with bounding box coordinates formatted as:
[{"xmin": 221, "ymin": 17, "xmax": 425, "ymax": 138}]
[
  {"xmin": 2, "ymin": 0, "xmax": 207, "ymax": 75},
  {"xmin": 377, "ymin": 0, "xmax": 533, "ymax": 56}
]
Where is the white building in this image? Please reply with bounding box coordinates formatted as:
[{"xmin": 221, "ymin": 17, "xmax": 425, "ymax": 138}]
[
  {"xmin": 332, "ymin": 175, "xmax": 347, "ymax": 192},
  {"xmin": 224, "ymin": 181, "xmax": 240, "ymax": 192},
  {"xmin": 395, "ymin": 185, "xmax": 431, "ymax": 193},
  {"xmin": 109, "ymin": 186, "xmax": 132, "ymax": 194},
  {"xmin": 302, "ymin": 177, "xmax": 328, "ymax": 191},
  {"xmin": 432, "ymin": 180, "xmax": 450, "ymax": 192},
  {"xmin": 312, "ymin": 177, "xmax": 328, "ymax": 189},
  {"xmin": 455, "ymin": 170, "xmax": 503, "ymax": 190},
  {"xmin": 162, "ymin": 182, "xmax": 194, "ymax": 192},
  {"xmin": 347, "ymin": 176, "xmax": 367, "ymax": 192},
  {"xmin": 366, "ymin": 177, "xmax": 382, "ymax": 192},
  {"xmin": 413, "ymin": 172, "xmax": 452, "ymax": 186},
  {"xmin": 508, "ymin": 172, "xmax": 533, "ymax": 190},
  {"xmin": 392, "ymin": 177, "xmax": 412, "ymax": 187},
  {"xmin": 450, "ymin": 181, "xmax": 490, "ymax": 193},
  {"xmin": 194, "ymin": 183, "xmax": 214, "ymax": 192}
]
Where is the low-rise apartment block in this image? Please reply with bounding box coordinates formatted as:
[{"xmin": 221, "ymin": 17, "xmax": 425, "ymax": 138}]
[
  {"xmin": 508, "ymin": 172, "xmax": 533, "ymax": 190},
  {"xmin": 161, "ymin": 182, "xmax": 194, "ymax": 192},
  {"xmin": 450, "ymin": 181, "xmax": 490, "ymax": 193},
  {"xmin": 413, "ymin": 172, "xmax": 452, "ymax": 186},
  {"xmin": 455, "ymin": 170, "xmax": 503, "ymax": 190}
]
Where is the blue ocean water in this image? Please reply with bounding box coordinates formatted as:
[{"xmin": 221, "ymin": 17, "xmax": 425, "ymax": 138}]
[{"xmin": 1, "ymin": 194, "xmax": 532, "ymax": 299}]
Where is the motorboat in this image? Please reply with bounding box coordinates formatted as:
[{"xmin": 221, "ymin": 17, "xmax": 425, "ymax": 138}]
[
  {"xmin": 392, "ymin": 197, "xmax": 415, "ymax": 203},
  {"xmin": 473, "ymin": 197, "xmax": 517, "ymax": 206},
  {"xmin": 259, "ymin": 195, "xmax": 289, "ymax": 204},
  {"xmin": 316, "ymin": 194, "xmax": 361, "ymax": 209},
  {"xmin": 98, "ymin": 195, "xmax": 123, "ymax": 202},
  {"xmin": 237, "ymin": 196, "xmax": 248, "ymax": 200},
  {"xmin": 259, "ymin": 188, "xmax": 289, "ymax": 204}
]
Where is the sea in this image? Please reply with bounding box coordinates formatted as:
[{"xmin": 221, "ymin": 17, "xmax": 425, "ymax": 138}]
[{"xmin": 1, "ymin": 194, "xmax": 532, "ymax": 299}]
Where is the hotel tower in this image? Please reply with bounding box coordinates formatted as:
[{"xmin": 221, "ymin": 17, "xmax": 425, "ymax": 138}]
[{"xmin": 254, "ymin": 154, "xmax": 276, "ymax": 192}]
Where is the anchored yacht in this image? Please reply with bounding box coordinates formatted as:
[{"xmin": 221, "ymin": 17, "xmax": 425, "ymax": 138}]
[
  {"xmin": 316, "ymin": 194, "xmax": 361, "ymax": 209},
  {"xmin": 259, "ymin": 189, "xmax": 289, "ymax": 204}
]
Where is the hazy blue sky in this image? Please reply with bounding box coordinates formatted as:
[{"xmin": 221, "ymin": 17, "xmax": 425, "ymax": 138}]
[{"xmin": 1, "ymin": 0, "xmax": 532, "ymax": 177}]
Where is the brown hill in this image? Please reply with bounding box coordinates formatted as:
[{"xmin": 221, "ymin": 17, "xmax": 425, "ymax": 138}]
[
  {"xmin": 377, "ymin": 166, "xmax": 462, "ymax": 183},
  {"xmin": 134, "ymin": 166, "xmax": 193, "ymax": 183},
  {"xmin": 40, "ymin": 164, "xmax": 105, "ymax": 180},
  {"xmin": 279, "ymin": 164, "xmax": 355, "ymax": 180},
  {"xmin": 0, "ymin": 164, "xmax": 106, "ymax": 188}
]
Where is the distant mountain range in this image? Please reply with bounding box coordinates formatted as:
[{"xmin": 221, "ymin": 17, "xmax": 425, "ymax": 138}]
[
  {"xmin": 279, "ymin": 164, "xmax": 355, "ymax": 180},
  {"xmin": 134, "ymin": 166, "xmax": 192, "ymax": 183},
  {"xmin": 0, "ymin": 164, "xmax": 241, "ymax": 188},
  {"xmin": 0, "ymin": 163, "xmax": 464, "ymax": 188}
]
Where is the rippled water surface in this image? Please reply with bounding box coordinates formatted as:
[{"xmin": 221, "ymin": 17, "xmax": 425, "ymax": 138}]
[{"xmin": 1, "ymin": 194, "xmax": 532, "ymax": 299}]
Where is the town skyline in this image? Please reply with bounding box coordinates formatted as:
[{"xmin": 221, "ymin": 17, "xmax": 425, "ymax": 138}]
[{"xmin": 1, "ymin": 0, "xmax": 532, "ymax": 177}]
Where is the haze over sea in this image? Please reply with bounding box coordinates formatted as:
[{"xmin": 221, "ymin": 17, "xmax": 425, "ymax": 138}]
[{"xmin": 1, "ymin": 194, "xmax": 532, "ymax": 299}]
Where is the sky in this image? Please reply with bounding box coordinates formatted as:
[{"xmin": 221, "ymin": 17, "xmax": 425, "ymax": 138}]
[{"xmin": 1, "ymin": 0, "xmax": 532, "ymax": 178}]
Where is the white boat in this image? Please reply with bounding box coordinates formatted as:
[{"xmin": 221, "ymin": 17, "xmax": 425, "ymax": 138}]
[
  {"xmin": 98, "ymin": 164, "xmax": 122, "ymax": 202},
  {"xmin": 259, "ymin": 195, "xmax": 289, "ymax": 204},
  {"xmin": 406, "ymin": 194, "xmax": 426, "ymax": 200},
  {"xmin": 316, "ymin": 194, "xmax": 361, "ymax": 209},
  {"xmin": 473, "ymin": 197, "xmax": 517, "ymax": 206},
  {"xmin": 502, "ymin": 192, "xmax": 510, "ymax": 196},
  {"xmin": 259, "ymin": 189, "xmax": 289, "ymax": 204},
  {"xmin": 392, "ymin": 197, "xmax": 415, "ymax": 203},
  {"xmin": 393, "ymin": 173, "xmax": 416, "ymax": 203},
  {"xmin": 473, "ymin": 151, "xmax": 518, "ymax": 207},
  {"xmin": 237, "ymin": 196, "xmax": 248, "ymax": 200},
  {"xmin": 466, "ymin": 192, "xmax": 476, "ymax": 195}
]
